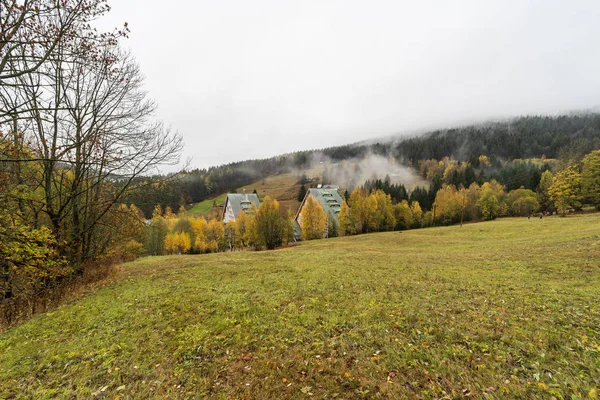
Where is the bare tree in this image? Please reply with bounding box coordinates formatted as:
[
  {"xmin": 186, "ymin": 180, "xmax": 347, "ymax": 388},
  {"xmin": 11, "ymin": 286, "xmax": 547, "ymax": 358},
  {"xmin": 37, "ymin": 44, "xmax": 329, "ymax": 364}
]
[
  {"xmin": 1, "ymin": 1, "xmax": 183, "ymax": 266},
  {"xmin": 0, "ymin": 0, "xmax": 127, "ymax": 122}
]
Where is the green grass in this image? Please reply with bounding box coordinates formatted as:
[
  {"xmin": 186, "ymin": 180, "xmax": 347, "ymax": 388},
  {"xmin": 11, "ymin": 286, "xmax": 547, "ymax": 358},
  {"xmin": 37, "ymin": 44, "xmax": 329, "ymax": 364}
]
[
  {"xmin": 187, "ymin": 193, "xmax": 227, "ymax": 216},
  {"xmin": 2, "ymin": 215, "xmax": 600, "ymax": 399}
]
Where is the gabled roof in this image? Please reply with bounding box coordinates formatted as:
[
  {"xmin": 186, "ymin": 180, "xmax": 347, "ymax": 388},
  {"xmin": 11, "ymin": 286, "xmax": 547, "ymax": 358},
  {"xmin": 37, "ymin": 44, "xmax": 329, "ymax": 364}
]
[
  {"xmin": 296, "ymin": 188, "xmax": 344, "ymax": 220},
  {"xmin": 224, "ymin": 193, "xmax": 260, "ymax": 218}
]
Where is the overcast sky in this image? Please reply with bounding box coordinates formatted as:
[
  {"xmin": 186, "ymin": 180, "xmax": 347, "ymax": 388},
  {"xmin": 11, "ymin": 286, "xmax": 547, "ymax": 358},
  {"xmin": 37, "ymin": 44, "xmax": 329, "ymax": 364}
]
[{"xmin": 100, "ymin": 1, "xmax": 600, "ymax": 170}]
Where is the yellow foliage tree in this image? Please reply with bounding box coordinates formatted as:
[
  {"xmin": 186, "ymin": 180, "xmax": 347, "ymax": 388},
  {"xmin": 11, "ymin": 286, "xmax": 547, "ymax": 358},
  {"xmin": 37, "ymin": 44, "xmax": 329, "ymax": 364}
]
[
  {"xmin": 372, "ymin": 190, "xmax": 396, "ymax": 231},
  {"xmin": 477, "ymin": 180, "xmax": 506, "ymax": 220},
  {"xmin": 243, "ymin": 205, "xmax": 258, "ymax": 248},
  {"xmin": 582, "ymin": 150, "xmax": 600, "ymax": 210},
  {"xmin": 464, "ymin": 183, "xmax": 482, "ymax": 221},
  {"xmin": 165, "ymin": 232, "xmax": 191, "ymax": 254},
  {"xmin": 348, "ymin": 187, "xmax": 378, "ymax": 234},
  {"xmin": 433, "ymin": 184, "xmax": 462, "ymax": 224},
  {"xmin": 207, "ymin": 219, "xmax": 225, "ymax": 251},
  {"xmin": 479, "ymin": 155, "xmax": 491, "ymax": 167},
  {"xmin": 282, "ymin": 209, "xmax": 296, "ymax": 245},
  {"xmin": 189, "ymin": 217, "xmax": 207, "ymax": 235},
  {"xmin": 411, "ymin": 201, "xmax": 423, "ymax": 228},
  {"xmin": 338, "ymin": 200, "xmax": 351, "ymax": 236},
  {"xmin": 254, "ymin": 196, "xmax": 283, "ymax": 250},
  {"xmin": 548, "ymin": 165, "xmax": 583, "ymax": 217},
  {"xmin": 235, "ymin": 211, "xmax": 248, "ymax": 249},
  {"xmin": 301, "ymin": 195, "xmax": 326, "ymax": 240},
  {"xmin": 190, "ymin": 217, "xmax": 209, "ymax": 253},
  {"xmin": 394, "ymin": 200, "xmax": 413, "ymax": 230},
  {"xmin": 537, "ymin": 170, "xmax": 554, "ymax": 213},
  {"xmin": 163, "ymin": 206, "xmax": 178, "ymax": 230}
]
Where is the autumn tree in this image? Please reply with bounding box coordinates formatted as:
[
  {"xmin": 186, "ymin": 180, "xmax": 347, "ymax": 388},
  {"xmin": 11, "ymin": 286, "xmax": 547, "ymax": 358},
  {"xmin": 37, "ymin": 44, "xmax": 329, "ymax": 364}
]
[
  {"xmin": 433, "ymin": 184, "xmax": 462, "ymax": 224},
  {"xmin": 338, "ymin": 200, "xmax": 351, "ymax": 236},
  {"xmin": 0, "ymin": 212, "xmax": 70, "ymax": 301},
  {"xmin": 300, "ymin": 195, "xmax": 326, "ymax": 240},
  {"xmin": 536, "ymin": 170, "xmax": 554, "ymax": 213},
  {"xmin": 1, "ymin": 1, "xmax": 182, "ymax": 268},
  {"xmin": 581, "ymin": 150, "xmax": 600, "ymax": 210},
  {"xmin": 145, "ymin": 205, "xmax": 168, "ymax": 256},
  {"xmin": 207, "ymin": 219, "xmax": 225, "ymax": 252},
  {"xmin": 410, "ymin": 201, "xmax": 423, "ymax": 228},
  {"xmin": 477, "ymin": 181, "xmax": 506, "ymax": 220},
  {"xmin": 347, "ymin": 187, "xmax": 378, "ymax": 234},
  {"xmin": 282, "ymin": 209, "xmax": 296, "ymax": 244},
  {"xmin": 163, "ymin": 207, "xmax": 178, "ymax": 229},
  {"xmin": 191, "ymin": 217, "xmax": 210, "ymax": 253},
  {"xmin": 548, "ymin": 165, "xmax": 583, "ymax": 216},
  {"xmin": 253, "ymin": 196, "xmax": 283, "ymax": 250},
  {"xmin": 235, "ymin": 211, "xmax": 248, "ymax": 249},
  {"xmin": 506, "ymin": 188, "xmax": 539, "ymax": 217},
  {"xmin": 372, "ymin": 190, "xmax": 396, "ymax": 231},
  {"xmin": 243, "ymin": 204, "xmax": 258, "ymax": 248},
  {"xmin": 394, "ymin": 200, "xmax": 413, "ymax": 230},
  {"xmin": 189, "ymin": 217, "xmax": 223, "ymax": 253},
  {"xmin": 463, "ymin": 183, "xmax": 482, "ymax": 221},
  {"xmin": 165, "ymin": 232, "xmax": 191, "ymax": 255},
  {"xmin": 104, "ymin": 204, "xmax": 146, "ymax": 261}
]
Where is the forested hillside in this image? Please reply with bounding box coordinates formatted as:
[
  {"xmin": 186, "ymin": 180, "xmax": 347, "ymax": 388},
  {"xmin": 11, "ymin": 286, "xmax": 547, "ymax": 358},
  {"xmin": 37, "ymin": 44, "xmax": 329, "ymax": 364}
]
[
  {"xmin": 392, "ymin": 114, "xmax": 600, "ymax": 164},
  {"xmin": 125, "ymin": 114, "xmax": 600, "ymax": 217}
]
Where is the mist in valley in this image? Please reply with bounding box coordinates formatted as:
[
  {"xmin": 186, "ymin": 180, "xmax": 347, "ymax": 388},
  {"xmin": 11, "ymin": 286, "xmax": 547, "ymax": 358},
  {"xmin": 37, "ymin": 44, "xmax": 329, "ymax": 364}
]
[{"xmin": 307, "ymin": 153, "xmax": 430, "ymax": 191}]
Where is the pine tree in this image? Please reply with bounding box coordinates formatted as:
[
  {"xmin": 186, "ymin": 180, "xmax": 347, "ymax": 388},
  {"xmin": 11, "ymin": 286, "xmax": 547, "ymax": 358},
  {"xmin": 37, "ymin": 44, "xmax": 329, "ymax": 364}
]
[
  {"xmin": 282, "ymin": 209, "xmax": 296, "ymax": 245},
  {"xmin": 327, "ymin": 212, "xmax": 339, "ymax": 238},
  {"xmin": 297, "ymin": 184, "xmax": 307, "ymax": 202}
]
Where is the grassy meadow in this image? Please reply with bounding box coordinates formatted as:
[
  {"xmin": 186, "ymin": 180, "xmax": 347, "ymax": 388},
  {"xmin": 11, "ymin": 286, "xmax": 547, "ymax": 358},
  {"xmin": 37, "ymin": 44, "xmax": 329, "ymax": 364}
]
[
  {"xmin": 187, "ymin": 194, "xmax": 228, "ymax": 217},
  {"xmin": 1, "ymin": 214, "xmax": 600, "ymax": 399}
]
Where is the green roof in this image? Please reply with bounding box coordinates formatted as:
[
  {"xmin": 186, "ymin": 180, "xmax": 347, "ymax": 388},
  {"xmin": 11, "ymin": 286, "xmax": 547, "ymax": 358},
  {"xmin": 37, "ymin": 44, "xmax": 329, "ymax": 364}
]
[{"xmin": 303, "ymin": 188, "xmax": 343, "ymax": 219}]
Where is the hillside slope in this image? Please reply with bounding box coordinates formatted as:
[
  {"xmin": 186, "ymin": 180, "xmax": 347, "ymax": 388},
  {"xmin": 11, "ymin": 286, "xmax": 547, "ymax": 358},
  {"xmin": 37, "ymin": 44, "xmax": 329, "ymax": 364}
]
[
  {"xmin": 1, "ymin": 215, "xmax": 600, "ymax": 398},
  {"xmin": 187, "ymin": 172, "xmax": 304, "ymax": 219}
]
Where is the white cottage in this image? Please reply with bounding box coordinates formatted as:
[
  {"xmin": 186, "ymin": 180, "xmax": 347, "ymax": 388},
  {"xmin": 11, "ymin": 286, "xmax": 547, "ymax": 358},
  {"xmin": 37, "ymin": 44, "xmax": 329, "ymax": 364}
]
[{"xmin": 222, "ymin": 193, "xmax": 260, "ymax": 223}]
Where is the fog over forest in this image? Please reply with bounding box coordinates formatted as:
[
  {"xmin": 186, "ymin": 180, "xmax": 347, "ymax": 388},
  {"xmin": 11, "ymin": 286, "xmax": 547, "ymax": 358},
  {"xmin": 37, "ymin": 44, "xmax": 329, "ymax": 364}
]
[{"xmin": 97, "ymin": 0, "xmax": 600, "ymax": 170}]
